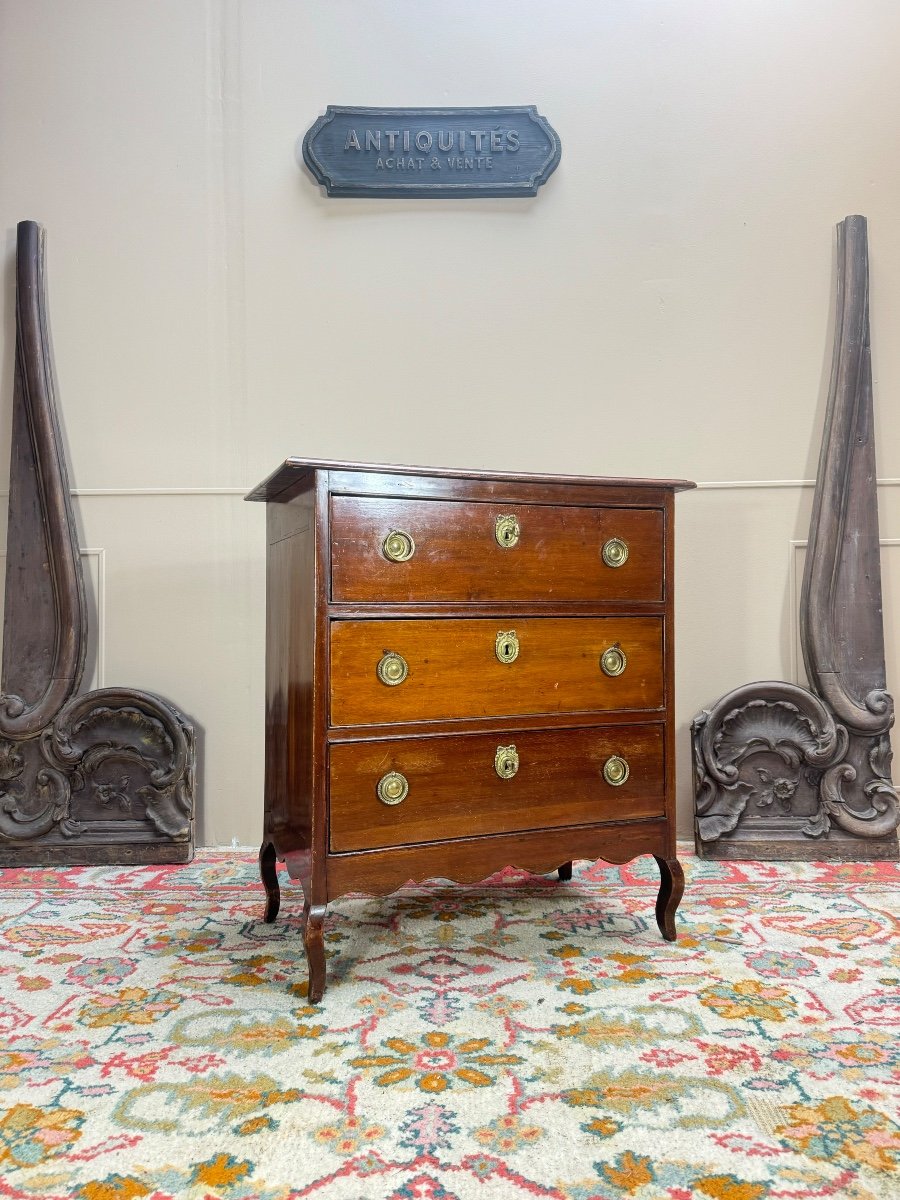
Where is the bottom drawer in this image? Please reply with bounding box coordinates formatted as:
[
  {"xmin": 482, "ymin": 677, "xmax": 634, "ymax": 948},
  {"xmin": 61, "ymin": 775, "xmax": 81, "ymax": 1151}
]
[{"xmin": 329, "ymin": 724, "xmax": 665, "ymax": 852}]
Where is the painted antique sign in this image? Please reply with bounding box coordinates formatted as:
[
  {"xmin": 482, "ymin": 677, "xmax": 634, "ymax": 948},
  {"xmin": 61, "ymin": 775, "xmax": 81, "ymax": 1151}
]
[{"xmin": 301, "ymin": 106, "xmax": 560, "ymax": 198}]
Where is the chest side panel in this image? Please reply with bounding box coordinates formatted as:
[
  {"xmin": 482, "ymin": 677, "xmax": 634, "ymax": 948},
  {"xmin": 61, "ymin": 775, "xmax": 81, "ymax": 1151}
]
[{"xmin": 264, "ymin": 479, "xmax": 318, "ymax": 849}]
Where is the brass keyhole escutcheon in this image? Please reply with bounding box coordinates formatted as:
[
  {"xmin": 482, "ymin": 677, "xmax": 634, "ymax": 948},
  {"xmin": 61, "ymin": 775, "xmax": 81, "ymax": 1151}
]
[
  {"xmin": 382, "ymin": 530, "xmax": 415, "ymax": 562},
  {"xmin": 602, "ymin": 537, "xmax": 629, "ymax": 568},
  {"xmin": 377, "ymin": 771, "xmax": 409, "ymax": 805},
  {"xmin": 600, "ymin": 643, "xmax": 627, "ymax": 677},
  {"xmin": 495, "ymin": 514, "xmax": 520, "ymax": 549},
  {"xmin": 494, "ymin": 744, "xmax": 519, "ymax": 779},
  {"xmin": 603, "ymin": 755, "xmax": 630, "ymax": 787},
  {"xmin": 495, "ymin": 630, "xmax": 520, "ymax": 664},
  {"xmin": 377, "ymin": 651, "xmax": 409, "ymax": 686}
]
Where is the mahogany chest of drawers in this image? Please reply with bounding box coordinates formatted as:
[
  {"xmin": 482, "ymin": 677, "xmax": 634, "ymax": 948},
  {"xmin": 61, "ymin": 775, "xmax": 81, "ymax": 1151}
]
[{"xmin": 247, "ymin": 459, "xmax": 694, "ymax": 1001}]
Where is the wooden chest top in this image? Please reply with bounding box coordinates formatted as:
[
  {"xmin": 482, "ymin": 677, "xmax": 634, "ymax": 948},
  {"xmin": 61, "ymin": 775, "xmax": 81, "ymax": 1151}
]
[{"xmin": 245, "ymin": 457, "xmax": 695, "ymax": 503}]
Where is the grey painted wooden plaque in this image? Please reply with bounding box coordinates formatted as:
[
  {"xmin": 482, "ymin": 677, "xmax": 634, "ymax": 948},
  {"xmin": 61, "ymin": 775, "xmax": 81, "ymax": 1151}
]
[{"xmin": 301, "ymin": 106, "xmax": 560, "ymax": 198}]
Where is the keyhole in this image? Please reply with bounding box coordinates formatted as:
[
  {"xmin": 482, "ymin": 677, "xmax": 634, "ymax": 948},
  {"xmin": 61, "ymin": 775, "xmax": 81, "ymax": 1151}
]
[{"xmin": 496, "ymin": 630, "xmax": 519, "ymax": 664}]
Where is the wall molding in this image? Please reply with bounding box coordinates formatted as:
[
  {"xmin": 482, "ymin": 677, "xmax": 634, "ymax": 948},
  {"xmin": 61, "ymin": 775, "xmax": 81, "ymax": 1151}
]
[
  {"xmin": 90, "ymin": 547, "xmax": 107, "ymax": 690},
  {"xmin": 71, "ymin": 488, "xmax": 249, "ymax": 497},
  {"xmin": 697, "ymin": 478, "xmax": 900, "ymax": 491},
  {"xmin": 0, "ymin": 479, "xmax": 899, "ymax": 498},
  {"xmin": 0, "ymin": 488, "xmax": 248, "ymax": 498}
]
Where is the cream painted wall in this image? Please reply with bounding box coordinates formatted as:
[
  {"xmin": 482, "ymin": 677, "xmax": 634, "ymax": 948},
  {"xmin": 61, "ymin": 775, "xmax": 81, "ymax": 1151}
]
[{"xmin": 1, "ymin": 0, "xmax": 898, "ymax": 844}]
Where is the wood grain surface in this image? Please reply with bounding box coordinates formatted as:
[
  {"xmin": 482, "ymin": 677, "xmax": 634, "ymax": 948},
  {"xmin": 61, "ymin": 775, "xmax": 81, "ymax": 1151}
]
[
  {"xmin": 329, "ymin": 722, "xmax": 665, "ymax": 851},
  {"xmin": 330, "ymin": 616, "xmax": 664, "ymax": 726},
  {"xmin": 331, "ymin": 496, "xmax": 663, "ymax": 603}
]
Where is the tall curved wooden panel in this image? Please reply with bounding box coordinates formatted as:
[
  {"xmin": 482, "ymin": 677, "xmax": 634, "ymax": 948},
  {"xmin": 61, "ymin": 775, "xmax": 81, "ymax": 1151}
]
[
  {"xmin": 0, "ymin": 222, "xmax": 194, "ymax": 865},
  {"xmin": 693, "ymin": 215, "xmax": 898, "ymax": 859}
]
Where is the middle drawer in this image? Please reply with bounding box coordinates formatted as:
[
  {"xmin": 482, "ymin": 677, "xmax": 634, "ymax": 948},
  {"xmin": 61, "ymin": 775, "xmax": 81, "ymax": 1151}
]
[{"xmin": 330, "ymin": 616, "xmax": 664, "ymax": 726}]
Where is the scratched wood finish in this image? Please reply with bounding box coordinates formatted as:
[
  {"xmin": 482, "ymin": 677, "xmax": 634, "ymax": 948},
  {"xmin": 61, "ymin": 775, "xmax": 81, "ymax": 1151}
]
[
  {"xmin": 248, "ymin": 460, "xmax": 694, "ymax": 1000},
  {"xmin": 330, "ymin": 616, "xmax": 664, "ymax": 726},
  {"xmin": 329, "ymin": 723, "xmax": 665, "ymax": 852},
  {"xmin": 331, "ymin": 496, "xmax": 663, "ymax": 604}
]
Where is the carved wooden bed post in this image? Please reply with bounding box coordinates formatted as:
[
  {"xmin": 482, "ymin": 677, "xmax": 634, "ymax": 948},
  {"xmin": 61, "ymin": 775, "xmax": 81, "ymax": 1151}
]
[
  {"xmin": 693, "ymin": 215, "xmax": 899, "ymax": 859},
  {"xmin": 0, "ymin": 221, "xmax": 195, "ymax": 865}
]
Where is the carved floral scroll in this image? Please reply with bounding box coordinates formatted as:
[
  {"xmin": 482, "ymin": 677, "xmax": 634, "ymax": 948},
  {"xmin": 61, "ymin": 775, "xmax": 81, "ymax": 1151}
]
[
  {"xmin": 0, "ymin": 222, "xmax": 194, "ymax": 865},
  {"xmin": 693, "ymin": 216, "xmax": 898, "ymax": 859}
]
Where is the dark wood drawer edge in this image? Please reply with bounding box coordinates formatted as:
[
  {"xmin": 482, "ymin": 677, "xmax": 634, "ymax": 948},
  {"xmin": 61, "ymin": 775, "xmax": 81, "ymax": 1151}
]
[
  {"xmin": 325, "ymin": 819, "xmax": 670, "ymax": 898},
  {"xmin": 327, "ymin": 714, "xmax": 666, "ymax": 742},
  {"xmin": 327, "ymin": 602, "xmax": 668, "ymax": 618},
  {"xmin": 328, "ymin": 814, "xmax": 666, "ymax": 858},
  {"xmin": 328, "ymin": 707, "xmax": 667, "ymax": 736},
  {"xmin": 325, "ymin": 472, "xmax": 686, "ymax": 506}
]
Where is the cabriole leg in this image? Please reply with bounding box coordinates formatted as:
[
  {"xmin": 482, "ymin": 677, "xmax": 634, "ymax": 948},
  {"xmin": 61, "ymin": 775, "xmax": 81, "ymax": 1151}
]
[
  {"xmin": 283, "ymin": 850, "xmax": 328, "ymax": 1001},
  {"xmin": 653, "ymin": 855, "xmax": 684, "ymax": 941},
  {"xmin": 303, "ymin": 903, "xmax": 327, "ymax": 1003},
  {"xmin": 259, "ymin": 841, "xmax": 280, "ymax": 923}
]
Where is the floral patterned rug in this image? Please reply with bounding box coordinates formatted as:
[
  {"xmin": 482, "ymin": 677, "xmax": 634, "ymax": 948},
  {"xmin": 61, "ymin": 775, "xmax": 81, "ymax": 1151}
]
[{"xmin": 0, "ymin": 849, "xmax": 897, "ymax": 1200}]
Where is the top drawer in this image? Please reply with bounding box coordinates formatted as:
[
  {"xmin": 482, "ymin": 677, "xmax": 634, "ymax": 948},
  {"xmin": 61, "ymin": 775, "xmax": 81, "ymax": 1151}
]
[{"xmin": 331, "ymin": 497, "xmax": 664, "ymax": 604}]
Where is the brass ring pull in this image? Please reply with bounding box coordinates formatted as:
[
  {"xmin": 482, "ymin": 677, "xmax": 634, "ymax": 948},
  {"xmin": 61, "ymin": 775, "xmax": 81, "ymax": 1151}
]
[
  {"xmin": 495, "ymin": 630, "xmax": 519, "ymax": 664},
  {"xmin": 602, "ymin": 537, "xmax": 629, "ymax": 568},
  {"xmin": 600, "ymin": 643, "xmax": 627, "ymax": 677},
  {"xmin": 377, "ymin": 771, "xmax": 408, "ymax": 805},
  {"xmin": 377, "ymin": 651, "xmax": 408, "ymax": 686},
  {"xmin": 603, "ymin": 755, "xmax": 630, "ymax": 787},
  {"xmin": 495, "ymin": 514, "xmax": 520, "ymax": 549},
  {"xmin": 383, "ymin": 530, "xmax": 415, "ymax": 562},
  {"xmin": 494, "ymin": 744, "xmax": 519, "ymax": 779}
]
